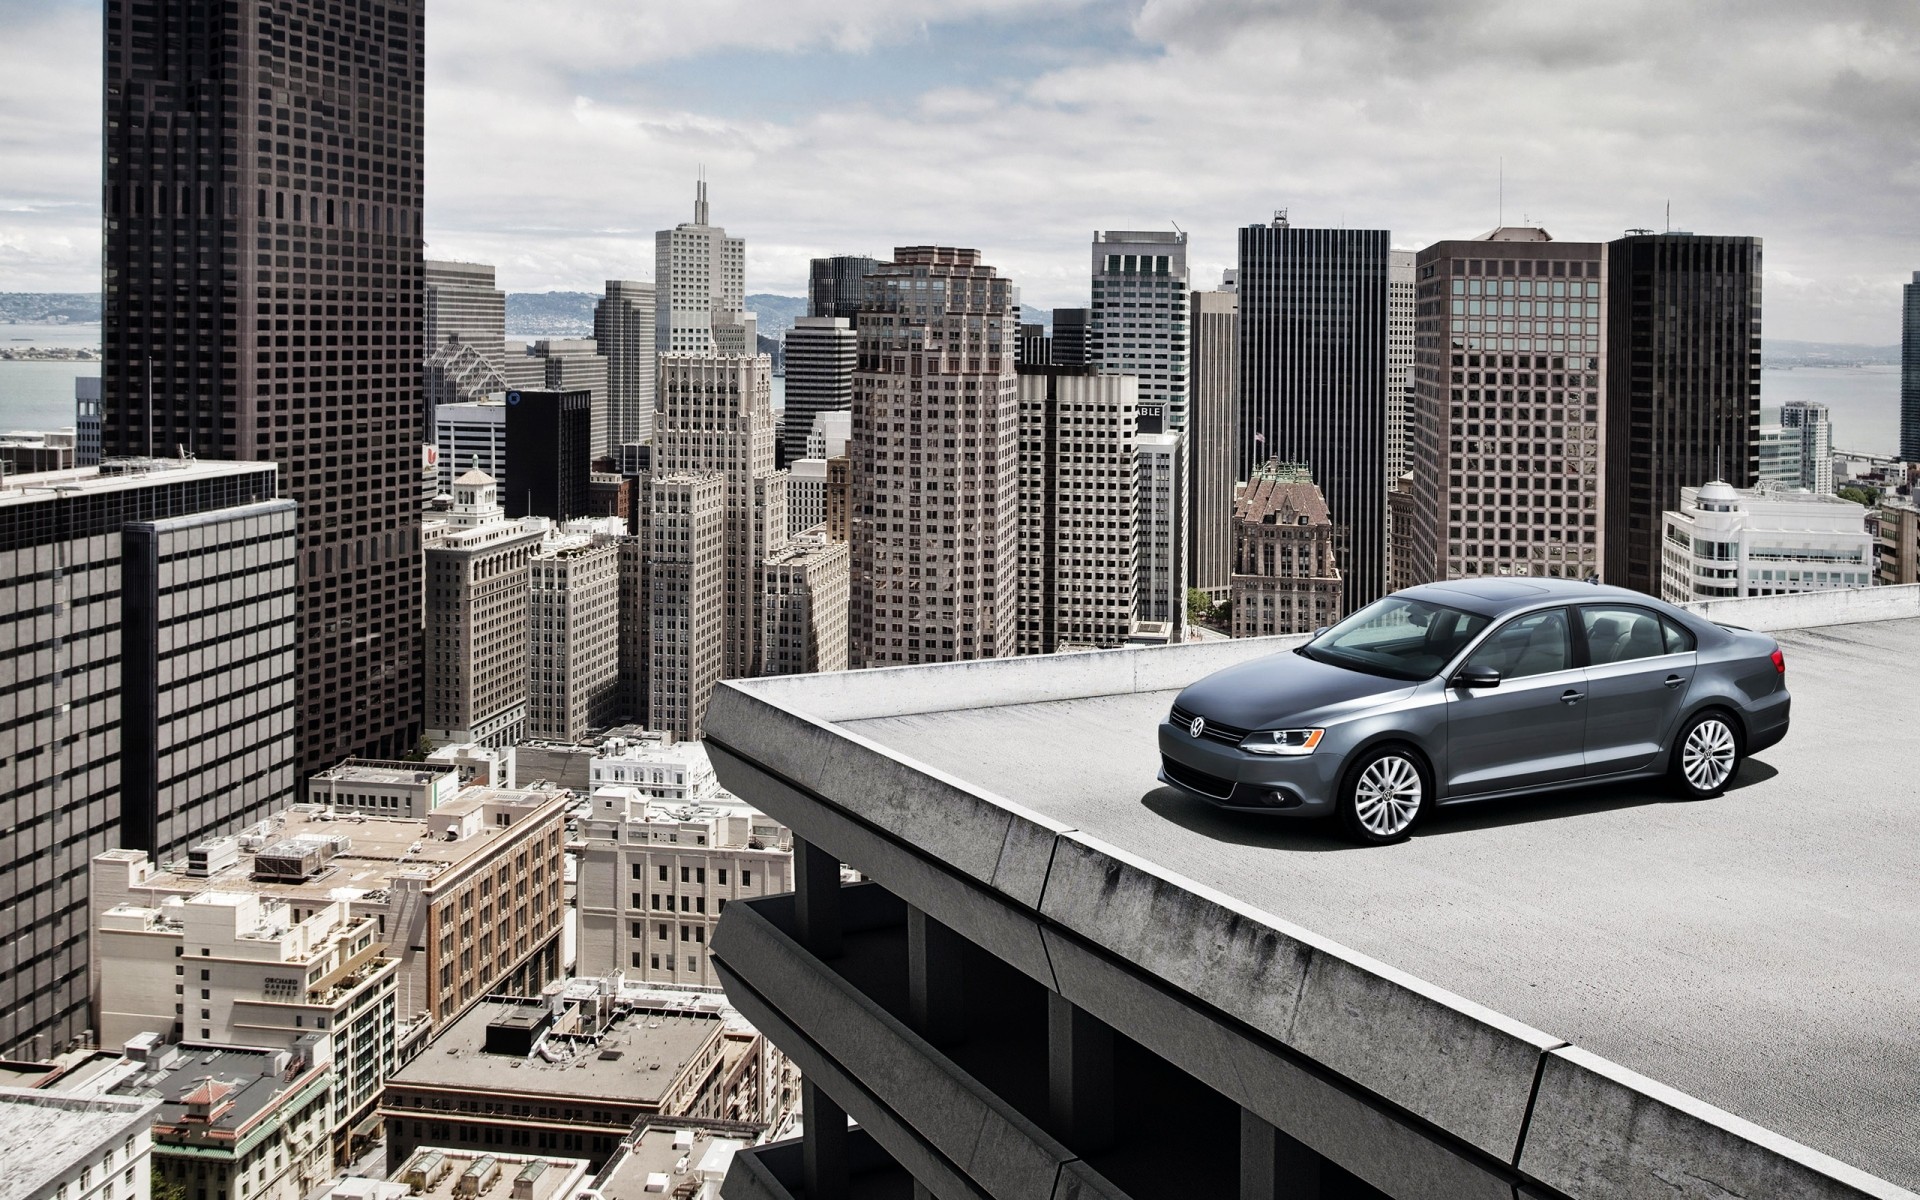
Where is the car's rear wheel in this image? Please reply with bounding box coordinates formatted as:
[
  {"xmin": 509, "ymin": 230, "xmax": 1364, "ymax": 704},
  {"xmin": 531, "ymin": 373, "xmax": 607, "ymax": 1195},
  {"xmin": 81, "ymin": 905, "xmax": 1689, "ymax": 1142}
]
[
  {"xmin": 1672, "ymin": 709, "xmax": 1742, "ymax": 799},
  {"xmin": 1339, "ymin": 746, "xmax": 1428, "ymax": 845}
]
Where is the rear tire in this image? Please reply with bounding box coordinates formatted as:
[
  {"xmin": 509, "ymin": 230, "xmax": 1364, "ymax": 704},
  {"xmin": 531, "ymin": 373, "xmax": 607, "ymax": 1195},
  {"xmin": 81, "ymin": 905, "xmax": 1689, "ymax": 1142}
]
[
  {"xmin": 1671, "ymin": 709, "xmax": 1742, "ymax": 799},
  {"xmin": 1338, "ymin": 745, "xmax": 1429, "ymax": 845}
]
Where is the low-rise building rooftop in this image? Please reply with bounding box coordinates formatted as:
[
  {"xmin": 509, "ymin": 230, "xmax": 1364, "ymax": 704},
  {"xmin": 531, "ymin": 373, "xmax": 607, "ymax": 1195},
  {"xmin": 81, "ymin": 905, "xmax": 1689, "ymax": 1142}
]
[{"xmin": 0, "ymin": 1086, "xmax": 160, "ymax": 1200}]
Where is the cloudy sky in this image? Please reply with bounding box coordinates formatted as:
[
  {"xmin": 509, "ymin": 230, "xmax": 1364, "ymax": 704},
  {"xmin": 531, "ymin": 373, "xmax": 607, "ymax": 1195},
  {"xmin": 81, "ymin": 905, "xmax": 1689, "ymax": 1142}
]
[{"xmin": 3, "ymin": 0, "xmax": 1916, "ymax": 342}]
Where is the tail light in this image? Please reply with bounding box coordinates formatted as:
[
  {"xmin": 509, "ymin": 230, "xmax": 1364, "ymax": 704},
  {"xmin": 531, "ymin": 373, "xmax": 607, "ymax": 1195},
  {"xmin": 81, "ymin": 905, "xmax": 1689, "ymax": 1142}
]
[{"xmin": 1770, "ymin": 648, "xmax": 1785, "ymax": 676}]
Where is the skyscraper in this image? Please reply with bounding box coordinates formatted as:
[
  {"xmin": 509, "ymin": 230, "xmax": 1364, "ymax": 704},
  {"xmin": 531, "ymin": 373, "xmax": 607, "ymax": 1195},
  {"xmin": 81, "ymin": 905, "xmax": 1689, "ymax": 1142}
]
[
  {"xmin": 1387, "ymin": 249, "xmax": 1417, "ymax": 483},
  {"xmin": 1902, "ymin": 272, "xmax": 1920, "ymax": 462},
  {"xmin": 423, "ymin": 469, "xmax": 542, "ymax": 747},
  {"xmin": 102, "ymin": 0, "xmax": 425, "ymax": 773},
  {"xmin": 504, "ymin": 388, "xmax": 592, "ymax": 521},
  {"xmin": 1187, "ymin": 281, "xmax": 1238, "ymax": 601},
  {"xmin": 656, "ymin": 180, "xmax": 746, "ymax": 354},
  {"xmin": 596, "ymin": 281, "xmax": 657, "ymax": 449},
  {"xmin": 1135, "ymin": 430, "xmax": 1186, "ymax": 638},
  {"xmin": 1051, "ymin": 308, "xmax": 1091, "ymax": 367},
  {"xmin": 425, "ymin": 261, "xmax": 508, "ymax": 413},
  {"xmin": 1238, "ymin": 217, "xmax": 1390, "ymax": 611},
  {"xmin": 809, "ymin": 255, "xmax": 879, "ymax": 320},
  {"xmin": 1603, "ymin": 233, "xmax": 1763, "ymax": 595},
  {"xmin": 654, "ymin": 353, "xmax": 786, "ymax": 680},
  {"xmin": 1408, "ymin": 229, "xmax": 1608, "ymax": 586},
  {"xmin": 523, "ymin": 339, "xmax": 611, "ymax": 456},
  {"xmin": 1779, "ymin": 400, "xmax": 1834, "ymax": 494},
  {"xmin": 1091, "ymin": 231, "xmax": 1189, "ymax": 432},
  {"xmin": 781, "ymin": 317, "xmax": 857, "ymax": 466},
  {"xmin": 647, "ymin": 473, "xmax": 726, "ymax": 739},
  {"xmin": 527, "ymin": 529, "xmax": 623, "ymax": 740},
  {"xmin": 1015, "ymin": 367, "xmax": 1138, "ymax": 654},
  {"xmin": 852, "ymin": 247, "xmax": 1019, "ymax": 666}
]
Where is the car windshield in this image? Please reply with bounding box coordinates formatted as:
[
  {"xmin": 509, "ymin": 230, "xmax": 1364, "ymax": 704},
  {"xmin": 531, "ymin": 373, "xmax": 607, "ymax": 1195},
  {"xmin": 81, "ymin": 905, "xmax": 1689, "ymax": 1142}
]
[{"xmin": 1301, "ymin": 596, "xmax": 1491, "ymax": 681}]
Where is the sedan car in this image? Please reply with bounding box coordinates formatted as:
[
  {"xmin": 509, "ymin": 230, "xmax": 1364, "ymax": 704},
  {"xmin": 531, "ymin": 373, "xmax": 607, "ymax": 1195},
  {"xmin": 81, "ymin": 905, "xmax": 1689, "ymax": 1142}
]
[{"xmin": 1158, "ymin": 578, "xmax": 1790, "ymax": 844}]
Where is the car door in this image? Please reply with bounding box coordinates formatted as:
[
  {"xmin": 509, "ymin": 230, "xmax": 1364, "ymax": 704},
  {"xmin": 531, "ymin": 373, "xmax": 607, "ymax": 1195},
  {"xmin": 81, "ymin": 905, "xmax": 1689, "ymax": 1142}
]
[
  {"xmin": 1443, "ymin": 606, "xmax": 1587, "ymax": 797},
  {"xmin": 1577, "ymin": 604, "xmax": 1698, "ymax": 776}
]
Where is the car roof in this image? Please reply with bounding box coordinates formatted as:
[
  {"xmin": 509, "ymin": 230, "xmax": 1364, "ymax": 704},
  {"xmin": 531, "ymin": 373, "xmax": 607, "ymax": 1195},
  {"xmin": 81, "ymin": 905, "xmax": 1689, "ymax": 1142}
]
[{"xmin": 1396, "ymin": 577, "xmax": 1667, "ymax": 618}]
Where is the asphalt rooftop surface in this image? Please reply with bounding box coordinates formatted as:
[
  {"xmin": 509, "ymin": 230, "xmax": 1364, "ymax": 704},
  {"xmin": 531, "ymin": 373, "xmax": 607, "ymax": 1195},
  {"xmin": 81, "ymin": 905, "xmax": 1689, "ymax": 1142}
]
[{"xmin": 842, "ymin": 618, "xmax": 1920, "ymax": 1191}]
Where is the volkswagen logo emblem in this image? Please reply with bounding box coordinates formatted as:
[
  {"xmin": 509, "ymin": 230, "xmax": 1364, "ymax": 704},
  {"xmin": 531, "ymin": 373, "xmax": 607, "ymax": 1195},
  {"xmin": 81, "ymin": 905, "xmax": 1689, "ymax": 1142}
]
[{"xmin": 1189, "ymin": 716, "xmax": 1206, "ymax": 739}]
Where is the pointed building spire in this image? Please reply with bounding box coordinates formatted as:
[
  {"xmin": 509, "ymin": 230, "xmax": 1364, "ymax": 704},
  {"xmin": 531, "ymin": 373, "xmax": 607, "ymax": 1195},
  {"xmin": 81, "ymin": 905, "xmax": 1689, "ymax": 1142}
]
[{"xmin": 694, "ymin": 171, "xmax": 709, "ymax": 225}]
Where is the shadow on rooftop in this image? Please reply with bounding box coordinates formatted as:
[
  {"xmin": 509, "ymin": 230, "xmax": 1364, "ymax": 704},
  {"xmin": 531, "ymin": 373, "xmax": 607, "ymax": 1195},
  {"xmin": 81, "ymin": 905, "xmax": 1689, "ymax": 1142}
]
[{"xmin": 1139, "ymin": 757, "xmax": 1781, "ymax": 847}]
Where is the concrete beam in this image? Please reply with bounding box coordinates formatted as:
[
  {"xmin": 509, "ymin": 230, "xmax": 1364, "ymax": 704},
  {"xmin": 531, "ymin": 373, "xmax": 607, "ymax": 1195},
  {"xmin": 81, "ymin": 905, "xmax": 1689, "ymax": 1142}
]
[
  {"xmin": 1047, "ymin": 993, "xmax": 1116, "ymax": 1153},
  {"xmin": 1241, "ymin": 1107, "xmax": 1322, "ymax": 1200},
  {"xmin": 909, "ymin": 906, "xmax": 966, "ymax": 1046},
  {"xmin": 794, "ymin": 837, "xmax": 842, "ymax": 959},
  {"xmin": 804, "ymin": 1078, "xmax": 848, "ymax": 1200}
]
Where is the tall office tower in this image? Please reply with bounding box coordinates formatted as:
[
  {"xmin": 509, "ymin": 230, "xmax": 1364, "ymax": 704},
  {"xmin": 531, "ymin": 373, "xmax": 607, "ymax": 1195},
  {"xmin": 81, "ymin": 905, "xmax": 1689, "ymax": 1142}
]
[
  {"xmin": 1603, "ymin": 233, "xmax": 1762, "ymax": 595},
  {"xmin": 425, "ymin": 260, "xmax": 508, "ymax": 412},
  {"xmin": 434, "ymin": 398, "xmax": 506, "ymax": 495},
  {"xmin": 1387, "ymin": 249, "xmax": 1417, "ymax": 482},
  {"xmin": 1779, "ymin": 400, "xmax": 1834, "ymax": 494},
  {"xmin": 781, "ymin": 317, "xmax": 857, "ymax": 465},
  {"xmin": 1904, "ymin": 273, "xmax": 1920, "ymax": 462},
  {"xmin": 503, "ymin": 388, "xmax": 591, "ymax": 521},
  {"xmin": 808, "ymin": 410, "xmax": 852, "ymax": 459},
  {"xmin": 502, "ymin": 342, "xmax": 546, "ymax": 391},
  {"xmin": 1756, "ymin": 423, "xmax": 1806, "ymax": 490},
  {"xmin": 101, "ymin": 0, "xmax": 426, "ymax": 774},
  {"xmin": 1051, "ymin": 307, "xmax": 1091, "ymax": 367},
  {"xmin": 423, "ymin": 470, "xmax": 543, "ymax": 747},
  {"xmin": 595, "ymin": 281, "xmax": 657, "ymax": 448},
  {"xmin": 0, "ymin": 459, "xmax": 294, "ymax": 1059},
  {"xmin": 1014, "ymin": 368, "xmax": 1139, "ymax": 655},
  {"xmin": 1408, "ymin": 228, "xmax": 1607, "ymax": 586},
  {"xmin": 1135, "ymin": 431, "xmax": 1187, "ymax": 639},
  {"xmin": 527, "ymin": 530, "xmax": 622, "ymax": 741},
  {"xmin": 647, "ymin": 473, "xmax": 727, "ymax": 738},
  {"xmin": 1187, "ymin": 283, "xmax": 1238, "ymax": 602},
  {"xmin": 852, "ymin": 247, "xmax": 1020, "ymax": 666},
  {"xmin": 1238, "ymin": 217, "xmax": 1390, "ymax": 611},
  {"xmin": 75, "ymin": 377, "xmax": 102, "ymax": 466},
  {"xmin": 656, "ymin": 179, "xmax": 747, "ymax": 354},
  {"xmin": 809, "ymin": 255, "xmax": 879, "ymax": 320},
  {"xmin": 1230, "ymin": 462, "xmax": 1344, "ymax": 637},
  {"xmin": 526, "ymin": 339, "xmax": 611, "ymax": 455},
  {"xmin": 826, "ymin": 454, "xmax": 851, "ymax": 543},
  {"xmin": 762, "ymin": 531, "xmax": 852, "ymax": 675},
  {"xmin": 787, "ymin": 459, "xmax": 828, "ymax": 535},
  {"xmin": 617, "ymin": 526, "xmax": 650, "ymax": 720},
  {"xmin": 655, "ymin": 353, "xmax": 786, "ymax": 679},
  {"xmin": 1091, "ymin": 231, "xmax": 1190, "ymax": 432},
  {"xmin": 1017, "ymin": 323, "xmax": 1052, "ymax": 367}
]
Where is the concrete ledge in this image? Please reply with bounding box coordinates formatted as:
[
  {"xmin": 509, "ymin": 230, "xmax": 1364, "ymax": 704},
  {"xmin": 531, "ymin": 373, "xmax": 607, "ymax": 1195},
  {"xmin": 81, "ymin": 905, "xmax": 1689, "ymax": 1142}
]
[
  {"xmin": 1685, "ymin": 584, "xmax": 1920, "ymax": 633},
  {"xmin": 712, "ymin": 895, "xmax": 1078, "ymax": 1200},
  {"xmin": 1519, "ymin": 1047, "xmax": 1918, "ymax": 1200},
  {"xmin": 1039, "ymin": 831, "xmax": 1558, "ymax": 1166},
  {"xmin": 722, "ymin": 1131, "xmax": 965, "ymax": 1200}
]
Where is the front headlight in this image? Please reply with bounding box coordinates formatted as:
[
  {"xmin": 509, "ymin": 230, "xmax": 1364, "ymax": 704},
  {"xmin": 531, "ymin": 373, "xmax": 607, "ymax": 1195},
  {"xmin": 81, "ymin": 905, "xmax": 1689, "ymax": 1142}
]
[{"xmin": 1239, "ymin": 728, "xmax": 1324, "ymax": 756}]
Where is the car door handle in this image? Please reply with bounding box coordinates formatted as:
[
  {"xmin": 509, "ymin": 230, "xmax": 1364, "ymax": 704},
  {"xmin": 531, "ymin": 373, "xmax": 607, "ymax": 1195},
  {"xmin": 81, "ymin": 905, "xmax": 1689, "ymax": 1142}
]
[
  {"xmin": 1560, "ymin": 690, "xmax": 1584, "ymax": 704},
  {"xmin": 1663, "ymin": 675, "xmax": 1686, "ymax": 689}
]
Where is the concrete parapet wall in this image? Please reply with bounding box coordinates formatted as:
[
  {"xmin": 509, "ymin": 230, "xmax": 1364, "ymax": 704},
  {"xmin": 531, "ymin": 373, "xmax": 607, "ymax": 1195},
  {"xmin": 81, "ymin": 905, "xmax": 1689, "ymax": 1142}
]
[{"xmin": 1683, "ymin": 583, "xmax": 1920, "ymax": 633}]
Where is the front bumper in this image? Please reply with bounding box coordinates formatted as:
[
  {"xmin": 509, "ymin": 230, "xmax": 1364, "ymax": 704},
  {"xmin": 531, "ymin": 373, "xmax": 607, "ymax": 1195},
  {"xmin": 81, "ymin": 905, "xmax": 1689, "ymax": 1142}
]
[{"xmin": 1156, "ymin": 720, "xmax": 1343, "ymax": 816}]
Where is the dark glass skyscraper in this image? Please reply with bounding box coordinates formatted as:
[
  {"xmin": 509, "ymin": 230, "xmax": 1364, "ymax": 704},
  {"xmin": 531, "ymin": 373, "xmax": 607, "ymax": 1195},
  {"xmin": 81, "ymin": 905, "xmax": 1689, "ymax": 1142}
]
[
  {"xmin": 504, "ymin": 388, "xmax": 592, "ymax": 522},
  {"xmin": 1237, "ymin": 219, "xmax": 1390, "ymax": 610},
  {"xmin": 1603, "ymin": 234, "xmax": 1763, "ymax": 595},
  {"xmin": 1902, "ymin": 272, "xmax": 1920, "ymax": 462},
  {"xmin": 103, "ymin": 0, "xmax": 425, "ymax": 771},
  {"xmin": 809, "ymin": 255, "xmax": 879, "ymax": 320}
]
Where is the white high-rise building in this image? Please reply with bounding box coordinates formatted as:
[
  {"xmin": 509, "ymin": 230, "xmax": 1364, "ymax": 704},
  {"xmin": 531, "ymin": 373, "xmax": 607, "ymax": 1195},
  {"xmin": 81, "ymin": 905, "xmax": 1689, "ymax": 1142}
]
[
  {"xmin": 1387, "ymin": 249, "xmax": 1416, "ymax": 483},
  {"xmin": 656, "ymin": 179, "xmax": 747, "ymax": 355},
  {"xmin": 423, "ymin": 470, "xmax": 544, "ymax": 746},
  {"xmin": 762, "ymin": 531, "xmax": 851, "ymax": 676},
  {"xmin": 1091, "ymin": 230, "xmax": 1189, "ymax": 432},
  {"xmin": 597, "ymin": 281, "xmax": 657, "ymax": 448},
  {"xmin": 433, "ymin": 398, "xmax": 506, "ymax": 495},
  {"xmin": 787, "ymin": 457, "xmax": 828, "ymax": 536},
  {"xmin": 527, "ymin": 339, "xmax": 611, "ymax": 457},
  {"xmin": 647, "ymin": 473, "xmax": 727, "ymax": 739},
  {"xmin": 1659, "ymin": 481, "xmax": 1873, "ymax": 601},
  {"xmin": 807, "ymin": 409, "xmax": 852, "ymax": 460},
  {"xmin": 1135, "ymin": 431, "xmax": 1187, "ymax": 640},
  {"xmin": 528, "ymin": 529, "xmax": 623, "ymax": 741},
  {"xmin": 782, "ymin": 316, "xmax": 857, "ymax": 464},
  {"xmin": 1779, "ymin": 400, "xmax": 1835, "ymax": 495}
]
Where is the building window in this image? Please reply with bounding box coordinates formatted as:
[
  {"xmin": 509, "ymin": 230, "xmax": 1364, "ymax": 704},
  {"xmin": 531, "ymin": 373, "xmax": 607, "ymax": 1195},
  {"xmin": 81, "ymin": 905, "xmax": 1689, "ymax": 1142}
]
[{"xmin": 742, "ymin": 869, "xmax": 752, "ymax": 886}]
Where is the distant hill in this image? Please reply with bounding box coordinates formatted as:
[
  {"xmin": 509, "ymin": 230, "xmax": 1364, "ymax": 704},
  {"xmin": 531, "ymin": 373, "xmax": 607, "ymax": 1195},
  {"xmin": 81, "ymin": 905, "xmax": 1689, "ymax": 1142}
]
[
  {"xmin": 505, "ymin": 291, "xmax": 809, "ymax": 341},
  {"xmin": 0, "ymin": 293, "xmax": 99, "ymax": 324},
  {"xmin": 1763, "ymin": 339, "xmax": 1900, "ymax": 367}
]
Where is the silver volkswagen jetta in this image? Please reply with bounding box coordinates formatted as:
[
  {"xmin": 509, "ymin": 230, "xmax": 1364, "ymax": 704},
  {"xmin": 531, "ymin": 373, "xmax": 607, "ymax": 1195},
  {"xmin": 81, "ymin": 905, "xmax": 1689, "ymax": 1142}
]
[{"xmin": 1158, "ymin": 578, "xmax": 1790, "ymax": 844}]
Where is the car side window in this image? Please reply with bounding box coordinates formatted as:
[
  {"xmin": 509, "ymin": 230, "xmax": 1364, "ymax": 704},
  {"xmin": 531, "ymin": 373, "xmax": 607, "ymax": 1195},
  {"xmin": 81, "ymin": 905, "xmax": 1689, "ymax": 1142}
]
[
  {"xmin": 1463, "ymin": 609, "xmax": 1571, "ymax": 679},
  {"xmin": 1582, "ymin": 606, "xmax": 1675, "ymax": 665},
  {"xmin": 1660, "ymin": 616, "xmax": 1697, "ymax": 654}
]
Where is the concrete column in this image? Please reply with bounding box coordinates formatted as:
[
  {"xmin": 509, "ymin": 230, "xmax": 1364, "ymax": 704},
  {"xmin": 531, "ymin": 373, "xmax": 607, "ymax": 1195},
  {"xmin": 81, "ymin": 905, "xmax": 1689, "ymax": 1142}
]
[
  {"xmin": 1240, "ymin": 1107, "xmax": 1321, "ymax": 1200},
  {"xmin": 793, "ymin": 836, "xmax": 842, "ymax": 958},
  {"xmin": 1047, "ymin": 992, "xmax": 1115, "ymax": 1152},
  {"xmin": 803, "ymin": 1078, "xmax": 849, "ymax": 1200},
  {"xmin": 908, "ymin": 906, "xmax": 965, "ymax": 1045}
]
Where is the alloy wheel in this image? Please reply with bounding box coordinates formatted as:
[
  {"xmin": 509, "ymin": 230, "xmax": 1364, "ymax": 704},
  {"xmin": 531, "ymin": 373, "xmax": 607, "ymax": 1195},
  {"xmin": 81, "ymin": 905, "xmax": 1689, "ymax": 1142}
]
[
  {"xmin": 1353, "ymin": 755, "xmax": 1423, "ymax": 838},
  {"xmin": 1682, "ymin": 718, "xmax": 1737, "ymax": 792}
]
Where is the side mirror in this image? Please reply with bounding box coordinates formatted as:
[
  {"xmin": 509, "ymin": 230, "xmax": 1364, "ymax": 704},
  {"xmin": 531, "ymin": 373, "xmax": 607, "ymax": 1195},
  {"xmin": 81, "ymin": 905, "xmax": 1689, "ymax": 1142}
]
[
  {"xmin": 1312, "ymin": 627, "xmax": 1329, "ymax": 639},
  {"xmin": 1454, "ymin": 667, "xmax": 1501, "ymax": 689}
]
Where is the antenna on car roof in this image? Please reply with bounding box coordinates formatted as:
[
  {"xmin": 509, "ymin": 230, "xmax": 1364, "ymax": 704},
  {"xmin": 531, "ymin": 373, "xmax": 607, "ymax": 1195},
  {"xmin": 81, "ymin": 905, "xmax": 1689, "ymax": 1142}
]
[{"xmin": 1586, "ymin": 573, "xmax": 1601, "ymax": 585}]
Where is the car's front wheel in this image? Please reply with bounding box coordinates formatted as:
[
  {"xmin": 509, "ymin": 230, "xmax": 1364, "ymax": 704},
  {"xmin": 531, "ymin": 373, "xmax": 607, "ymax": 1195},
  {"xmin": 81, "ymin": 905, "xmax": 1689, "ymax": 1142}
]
[
  {"xmin": 1672, "ymin": 709, "xmax": 1742, "ymax": 799},
  {"xmin": 1339, "ymin": 746, "xmax": 1428, "ymax": 845}
]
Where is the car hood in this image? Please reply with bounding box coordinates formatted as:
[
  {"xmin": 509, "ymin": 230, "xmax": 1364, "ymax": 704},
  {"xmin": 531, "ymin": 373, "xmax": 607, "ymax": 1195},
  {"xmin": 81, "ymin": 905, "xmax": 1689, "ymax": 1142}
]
[{"xmin": 1174, "ymin": 649, "xmax": 1417, "ymax": 730}]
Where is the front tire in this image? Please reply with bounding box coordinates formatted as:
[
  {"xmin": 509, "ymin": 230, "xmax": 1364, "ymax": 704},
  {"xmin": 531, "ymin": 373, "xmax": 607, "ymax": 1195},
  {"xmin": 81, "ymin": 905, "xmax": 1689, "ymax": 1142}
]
[
  {"xmin": 1671, "ymin": 709, "xmax": 1742, "ymax": 799},
  {"xmin": 1339, "ymin": 746, "xmax": 1429, "ymax": 845}
]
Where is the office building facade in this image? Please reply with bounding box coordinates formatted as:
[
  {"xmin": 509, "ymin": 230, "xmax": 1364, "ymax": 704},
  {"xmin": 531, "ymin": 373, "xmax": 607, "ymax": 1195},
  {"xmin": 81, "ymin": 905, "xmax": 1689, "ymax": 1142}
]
[
  {"xmin": 761, "ymin": 533, "xmax": 852, "ymax": 677},
  {"xmin": 1015, "ymin": 368, "xmax": 1138, "ymax": 654},
  {"xmin": 527, "ymin": 531, "xmax": 622, "ymax": 741},
  {"xmin": 1388, "ymin": 249, "xmax": 1417, "ymax": 484},
  {"xmin": 1408, "ymin": 229, "xmax": 1608, "ymax": 586},
  {"xmin": 1134, "ymin": 431, "xmax": 1185, "ymax": 639},
  {"xmin": 503, "ymin": 388, "xmax": 591, "ymax": 521},
  {"xmin": 809, "ymin": 255, "xmax": 879, "ymax": 320},
  {"xmin": 1091, "ymin": 231, "xmax": 1189, "ymax": 432},
  {"xmin": 647, "ymin": 472, "xmax": 727, "ymax": 739},
  {"xmin": 1188, "ymin": 283, "xmax": 1238, "ymax": 601},
  {"xmin": 1604, "ymin": 233, "xmax": 1763, "ymax": 595},
  {"xmin": 1230, "ymin": 463, "xmax": 1344, "ymax": 637},
  {"xmin": 1778, "ymin": 400, "xmax": 1834, "ymax": 494},
  {"xmin": 432, "ymin": 398, "xmax": 505, "ymax": 496},
  {"xmin": 852, "ymin": 247, "xmax": 1020, "ymax": 666},
  {"xmin": 102, "ymin": 0, "xmax": 425, "ymax": 775},
  {"xmin": 658, "ymin": 180, "xmax": 747, "ymax": 354},
  {"xmin": 0, "ymin": 460, "xmax": 295, "ymax": 1060},
  {"xmin": 596, "ymin": 280, "xmax": 658, "ymax": 448},
  {"xmin": 423, "ymin": 470, "xmax": 542, "ymax": 746},
  {"xmin": 1238, "ymin": 218, "xmax": 1390, "ymax": 611},
  {"xmin": 1659, "ymin": 481, "xmax": 1873, "ymax": 601},
  {"xmin": 780, "ymin": 317, "xmax": 857, "ymax": 466},
  {"xmin": 1051, "ymin": 307, "xmax": 1090, "ymax": 367},
  {"xmin": 425, "ymin": 260, "xmax": 508, "ymax": 413}
]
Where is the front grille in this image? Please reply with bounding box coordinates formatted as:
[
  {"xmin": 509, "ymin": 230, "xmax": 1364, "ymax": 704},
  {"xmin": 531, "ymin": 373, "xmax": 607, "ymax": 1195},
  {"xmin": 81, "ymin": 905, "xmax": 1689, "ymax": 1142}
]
[
  {"xmin": 1169, "ymin": 704, "xmax": 1253, "ymax": 747},
  {"xmin": 1161, "ymin": 754, "xmax": 1237, "ymax": 801}
]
